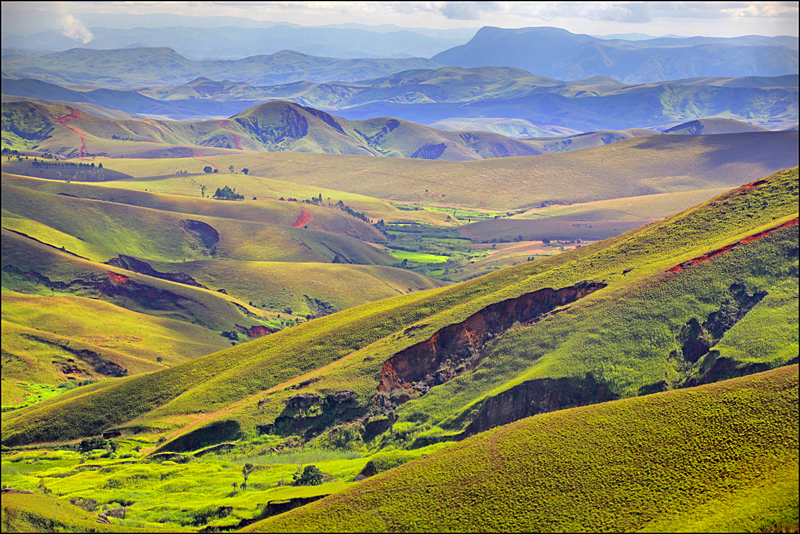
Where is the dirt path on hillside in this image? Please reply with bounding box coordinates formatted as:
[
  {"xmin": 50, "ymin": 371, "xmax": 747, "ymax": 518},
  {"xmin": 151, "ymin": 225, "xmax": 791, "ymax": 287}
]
[
  {"xmin": 293, "ymin": 206, "xmax": 314, "ymax": 227},
  {"xmin": 57, "ymin": 107, "xmax": 86, "ymax": 158}
]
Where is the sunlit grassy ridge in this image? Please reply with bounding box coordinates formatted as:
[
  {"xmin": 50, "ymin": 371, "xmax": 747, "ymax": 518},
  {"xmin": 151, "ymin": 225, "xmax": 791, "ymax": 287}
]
[
  {"xmin": 144, "ymin": 259, "xmax": 448, "ymax": 318},
  {"xmin": 252, "ymin": 365, "xmax": 799, "ymax": 533},
  {"xmin": 1, "ymin": 289, "xmax": 233, "ymax": 409},
  {"xmin": 2, "ymin": 168, "xmax": 795, "ymax": 450},
  {"xmin": 1, "ymin": 173, "xmax": 386, "ymax": 242},
  {"xmin": 93, "ymin": 131, "xmax": 799, "ymax": 211},
  {"xmin": 1, "ymin": 182, "xmax": 394, "ymax": 265},
  {"xmin": 1, "ymin": 229, "xmax": 271, "ymax": 332}
]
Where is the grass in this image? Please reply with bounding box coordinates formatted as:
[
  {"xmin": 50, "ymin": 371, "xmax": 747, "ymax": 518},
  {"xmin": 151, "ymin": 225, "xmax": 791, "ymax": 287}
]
[
  {"xmin": 73, "ymin": 130, "xmax": 799, "ymax": 212},
  {"xmin": 387, "ymin": 249, "xmax": 451, "ymax": 264},
  {"xmin": 1, "ymin": 181, "xmax": 395, "ymax": 265},
  {"xmin": 251, "ymin": 365, "xmax": 799, "ymax": 533},
  {"xmin": 0, "ymin": 438, "xmax": 445, "ymax": 532},
  {"xmin": 2, "ymin": 168, "xmax": 796, "ymax": 450}
]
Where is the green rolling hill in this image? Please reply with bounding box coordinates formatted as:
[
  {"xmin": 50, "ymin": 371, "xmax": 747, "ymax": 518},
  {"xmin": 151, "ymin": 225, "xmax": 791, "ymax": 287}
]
[
  {"xmin": 252, "ymin": 364, "xmax": 799, "ymax": 533},
  {"xmin": 0, "ymin": 167, "xmax": 795, "ymax": 533},
  {"xmin": 2, "ymin": 167, "xmax": 795, "ymax": 450}
]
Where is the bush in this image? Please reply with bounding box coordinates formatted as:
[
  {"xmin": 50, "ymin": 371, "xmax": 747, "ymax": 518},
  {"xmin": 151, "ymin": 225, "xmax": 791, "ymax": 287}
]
[{"xmin": 293, "ymin": 465, "xmax": 324, "ymax": 486}]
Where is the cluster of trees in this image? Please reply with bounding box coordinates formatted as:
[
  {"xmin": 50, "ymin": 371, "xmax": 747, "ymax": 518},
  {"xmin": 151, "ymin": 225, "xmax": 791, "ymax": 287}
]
[
  {"xmin": 77, "ymin": 437, "xmax": 117, "ymax": 454},
  {"xmin": 333, "ymin": 200, "xmax": 371, "ymax": 223},
  {"xmin": 31, "ymin": 159, "xmax": 102, "ymax": 170},
  {"xmin": 213, "ymin": 186, "xmax": 244, "ymax": 201}
]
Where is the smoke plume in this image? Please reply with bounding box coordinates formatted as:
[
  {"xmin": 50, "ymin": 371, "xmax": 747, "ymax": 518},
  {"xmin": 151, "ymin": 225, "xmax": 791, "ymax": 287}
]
[{"xmin": 57, "ymin": 11, "xmax": 93, "ymax": 44}]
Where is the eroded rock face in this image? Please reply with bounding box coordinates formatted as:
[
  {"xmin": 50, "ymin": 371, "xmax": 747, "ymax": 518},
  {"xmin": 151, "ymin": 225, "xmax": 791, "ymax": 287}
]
[
  {"xmin": 179, "ymin": 219, "xmax": 219, "ymax": 255},
  {"xmin": 107, "ymin": 255, "xmax": 205, "ymax": 288},
  {"xmin": 378, "ymin": 281, "xmax": 606, "ymax": 396},
  {"xmin": 675, "ymin": 281, "xmax": 768, "ymax": 369},
  {"xmin": 287, "ymin": 393, "xmax": 321, "ymax": 410},
  {"xmin": 459, "ymin": 374, "xmax": 619, "ymax": 438}
]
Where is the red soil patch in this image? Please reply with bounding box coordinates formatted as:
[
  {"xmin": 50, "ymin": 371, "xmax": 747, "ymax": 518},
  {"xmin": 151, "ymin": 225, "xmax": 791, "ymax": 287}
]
[
  {"xmin": 107, "ymin": 271, "xmax": 130, "ymax": 284},
  {"xmin": 292, "ymin": 206, "xmax": 314, "ymax": 227},
  {"xmin": 741, "ymin": 179, "xmax": 769, "ymax": 190},
  {"xmin": 57, "ymin": 107, "xmax": 86, "ymax": 158},
  {"xmin": 236, "ymin": 325, "xmax": 277, "ymax": 338},
  {"xmin": 667, "ymin": 217, "xmax": 799, "ymax": 274},
  {"xmin": 218, "ymin": 120, "xmax": 243, "ymax": 150}
]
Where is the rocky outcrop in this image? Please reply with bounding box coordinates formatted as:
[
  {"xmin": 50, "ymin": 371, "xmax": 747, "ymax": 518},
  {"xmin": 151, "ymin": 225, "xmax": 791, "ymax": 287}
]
[
  {"xmin": 457, "ymin": 374, "xmax": 619, "ymax": 439},
  {"xmin": 674, "ymin": 282, "xmax": 768, "ymax": 383},
  {"xmin": 234, "ymin": 324, "xmax": 277, "ymax": 338},
  {"xmin": 378, "ymin": 281, "xmax": 606, "ymax": 397},
  {"xmin": 179, "ymin": 219, "xmax": 219, "ymax": 255},
  {"xmin": 107, "ymin": 255, "xmax": 205, "ymax": 288},
  {"xmin": 411, "ymin": 143, "xmax": 447, "ymax": 159},
  {"xmin": 287, "ymin": 393, "xmax": 321, "ymax": 410}
]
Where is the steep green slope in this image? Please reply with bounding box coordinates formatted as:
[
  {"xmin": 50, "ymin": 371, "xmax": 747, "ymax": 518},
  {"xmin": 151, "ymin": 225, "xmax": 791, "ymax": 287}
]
[
  {"xmin": 251, "ymin": 364, "xmax": 799, "ymax": 533},
  {"xmin": 2, "ymin": 168, "xmax": 795, "ymax": 450}
]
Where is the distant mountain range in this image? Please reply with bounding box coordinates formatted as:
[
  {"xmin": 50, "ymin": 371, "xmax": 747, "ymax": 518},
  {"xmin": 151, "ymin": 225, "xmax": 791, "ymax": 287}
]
[
  {"xmin": 0, "ymin": 47, "xmax": 442, "ymax": 88},
  {"xmin": 5, "ymin": 63, "xmax": 795, "ymax": 132},
  {"xmin": 432, "ymin": 26, "xmax": 799, "ymax": 84},
  {"xmin": 1, "ymin": 23, "xmax": 474, "ymax": 60},
  {"xmin": 4, "ymin": 99, "xmax": 798, "ymax": 164}
]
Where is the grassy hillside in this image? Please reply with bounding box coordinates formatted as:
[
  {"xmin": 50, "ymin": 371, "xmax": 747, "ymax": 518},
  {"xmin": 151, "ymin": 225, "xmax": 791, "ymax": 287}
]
[
  {"xmin": 1, "ymin": 491, "xmax": 159, "ymax": 533},
  {"xmin": 252, "ymin": 364, "xmax": 799, "ymax": 533},
  {"xmin": 664, "ymin": 117, "xmax": 770, "ymax": 135},
  {"xmin": 0, "ymin": 100, "xmax": 555, "ymax": 161},
  {"xmin": 1, "ymin": 182, "xmax": 394, "ymax": 265},
  {"xmin": 91, "ymin": 131, "xmax": 799, "ymax": 211},
  {"xmin": 2, "ymin": 167, "xmax": 795, "ymax": 451}
]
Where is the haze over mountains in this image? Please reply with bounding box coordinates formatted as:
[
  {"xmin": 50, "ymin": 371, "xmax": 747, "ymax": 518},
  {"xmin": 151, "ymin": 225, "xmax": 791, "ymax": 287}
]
[
  {"xmin": 3, "ymin": 63, "xmax": 797, "ymax": 132},
  {"xmin": 433, "ymin": 26, "xmax": 799, "ymax": 83}
]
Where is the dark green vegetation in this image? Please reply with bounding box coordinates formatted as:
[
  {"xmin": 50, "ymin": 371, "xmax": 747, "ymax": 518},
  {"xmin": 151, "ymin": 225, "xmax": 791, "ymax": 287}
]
[
  {"xmin": 253, "ymin": 364, "xmax": 799, "ymax": 533},
  {"xmin": 432, "ymin": 26, "xmax": 799, "ymax": 83}
]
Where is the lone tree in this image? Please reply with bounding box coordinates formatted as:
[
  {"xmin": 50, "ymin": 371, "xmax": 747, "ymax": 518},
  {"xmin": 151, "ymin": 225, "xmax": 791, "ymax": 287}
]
[
  {"xmin": 203, "ymin": 166, "xmax": 213, "ymax": 173},
  {"xmin": 242, "ymin": 168, "xmax": 249, "ymax": 175},
  {"xmin": 242, "ymin": 463, "xmax": 254, "ymax": 490},
  {"xmin": 228, "ymin": 165, "xmax": 234, "ymax": 173},
  {"xmin": 293, "ymin": 465, "xmax": 324, "ymax": 486}
]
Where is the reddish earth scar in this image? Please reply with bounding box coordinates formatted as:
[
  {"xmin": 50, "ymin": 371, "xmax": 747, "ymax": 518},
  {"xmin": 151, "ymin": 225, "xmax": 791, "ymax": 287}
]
[{"xmin": 667, "ymin": 217, "xmax": 798, "ymax": 274}]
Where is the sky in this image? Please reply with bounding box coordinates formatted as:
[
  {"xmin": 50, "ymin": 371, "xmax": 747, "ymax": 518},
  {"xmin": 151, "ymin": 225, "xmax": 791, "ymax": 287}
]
[{"xmin": 2, "ymin": 1, "xmax": 799, "ymax": 40}]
